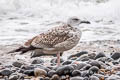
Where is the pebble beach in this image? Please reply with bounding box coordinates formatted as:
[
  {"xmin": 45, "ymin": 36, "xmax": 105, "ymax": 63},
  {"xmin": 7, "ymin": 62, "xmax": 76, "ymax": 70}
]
[{"xmin": 0, "ymin": 40, "xmax": 120, "ymax": 80}]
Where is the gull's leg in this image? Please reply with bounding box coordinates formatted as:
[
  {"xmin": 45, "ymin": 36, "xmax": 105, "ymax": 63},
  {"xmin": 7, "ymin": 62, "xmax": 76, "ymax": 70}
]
[{"xmin": 57, "ymin": 52, "xmax": 60, "ymax": 66}]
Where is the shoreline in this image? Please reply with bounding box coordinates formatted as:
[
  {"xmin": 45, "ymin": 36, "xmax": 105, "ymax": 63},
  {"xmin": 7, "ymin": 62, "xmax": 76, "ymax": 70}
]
[{"xmin": 0, "ymin": 40, "xmax": 120, "ymax": 65}]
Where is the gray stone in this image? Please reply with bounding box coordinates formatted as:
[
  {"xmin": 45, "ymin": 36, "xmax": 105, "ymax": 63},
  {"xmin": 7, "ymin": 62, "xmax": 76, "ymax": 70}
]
[
  {"xmin": 0, "ymin": 69, "xmax": 13, "ymax": 76},
  {"xmin": 111, "ymin": 52, "xmax": 120, "ymax": 60},
  {"xmin": 31, "ymin": 58, "xmax": 44, "ymax": 64},
  {"xmin": 9, "ymin": 74, "xmax": 18, "ymax": 80},
  {"xmin": 12, "ymin": 61, "xmax": 24, "ymax": 68},
  {"xmin": 89, "ymin": 76, "xmax": 99, "ymax": 80}
]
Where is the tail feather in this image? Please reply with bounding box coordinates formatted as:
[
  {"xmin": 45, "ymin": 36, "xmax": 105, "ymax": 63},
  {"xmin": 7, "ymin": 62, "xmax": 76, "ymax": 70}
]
[{"xmin": 7, "ymin": 46, "xmax": 37, "ymax": 54}]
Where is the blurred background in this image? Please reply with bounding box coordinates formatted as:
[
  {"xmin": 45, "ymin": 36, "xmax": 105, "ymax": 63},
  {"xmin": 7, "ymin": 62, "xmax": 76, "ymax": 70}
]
[{"xmin": 0, "ymin": 0, "xmax": 120, "ymax": 45}]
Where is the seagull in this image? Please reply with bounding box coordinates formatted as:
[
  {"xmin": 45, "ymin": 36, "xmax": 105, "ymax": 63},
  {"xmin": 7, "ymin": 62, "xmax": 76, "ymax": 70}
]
[{"xmin": 8, "ymin": 17, "xmax": 90, "ymax": 66}]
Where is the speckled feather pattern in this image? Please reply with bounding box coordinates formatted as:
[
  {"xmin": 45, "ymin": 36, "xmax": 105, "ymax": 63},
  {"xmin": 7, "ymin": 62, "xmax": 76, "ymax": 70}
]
[{"xmin": 24, "ymin": 23, "xmax": 81, "ymax": 52}]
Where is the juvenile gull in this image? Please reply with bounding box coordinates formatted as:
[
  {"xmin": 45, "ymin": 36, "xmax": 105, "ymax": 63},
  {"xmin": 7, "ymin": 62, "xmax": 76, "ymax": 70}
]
[{"xmin": 8, "ymin": 17, "xmax": 90, "ymax": 66}]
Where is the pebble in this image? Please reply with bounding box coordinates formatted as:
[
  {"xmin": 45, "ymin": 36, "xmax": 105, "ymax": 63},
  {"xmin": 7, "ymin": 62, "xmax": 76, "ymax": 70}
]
[
  {"xmin": 48, "ymin": 70, "xmax": 56, "ymax": 77},
  {"xmin": 82, "ymin": 64, "xmax": 91, "ymax": 70},
  {"xmin": 1, "ymin": 50, "xmax": 120, "ymax": 80},
  {"xmin": 24, "ymin": 70, "xmax": 34, "ymax": 76},
  {"xmin": 68, "ymin": 51, "xmax": 88, "ymax": 59},
  {"xmin": 62, "ymin": 60, "xmax": 72, "ymax": 65},
  {"xmin": 75, "ymin": 62, "xmax": 87, "ymax": 70},
  {"xmin": 88, "ymin": 53, "xmax": 96, "ymax": 59},
  {"xmin": 95, "ymin": 52, "xmax": 106, "ymax": 59},
  {"xmin": 111, "ymin": 52, "xmax": 120, "ymax": 60},
  {"xmin": 56, "ymin": 65, "xmax": 74, "ymax": 76},
  {"xmin": 34, "ymin": 64, "xmax": 50, "ymax": 72},
  {"xmin": 51, "ymin": 74, "xmax": 60, "ymax": 80},
  {"xmin": 72, "ymin": 70, "xmax": 81, "ymax": 76},
  {"xmin": 21, "ymin": 65, "xmax": 35, "ymax": 70},
  {"xmin": 89, "ymin": 60, "xmax": 101, "ymax": 69},
  {"xmin": 76, "ymin": 54, "xmax": 90, "ymax": 61},
  {"xmin": 9, "ymin": 74, "xmax": 18, "ymax": 80},
  {"xmin": 34, "ymin": 68, "xmax": 47, "ymax": 77},
  {"xmin": 84, "ymin": 77, "xmax": 89, "ymax": 80},
  {"xmin": 89, "ymin": 66, "xmax": 99, "ymax": 75},
  {"xmin": 81, "ymin": 71, "xmax": 90, "ymax": 77},
  {"xmin": 96, "ymin": 57, "xmax": 107, "ymax": 63},
  {"xmin": 12, "ymin": 61, "xmax": 24, "ymax": 68},
  {"xmin": 0, "ymin": 69, "xmax": 13, "ymax": 76},
  {"xmin": 89, "ymin": 76, "xmax": 99, "ymax": 80},
  {"xmin": 31, "ymin": 58, "xmax": 44, "ymax": 64}
]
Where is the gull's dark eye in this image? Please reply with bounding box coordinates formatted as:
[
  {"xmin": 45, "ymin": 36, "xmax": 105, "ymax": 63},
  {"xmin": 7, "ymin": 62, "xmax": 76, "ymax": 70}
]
[{"xmin": 72, "ymin": 18, "xmax": 79, "ymax": 21}]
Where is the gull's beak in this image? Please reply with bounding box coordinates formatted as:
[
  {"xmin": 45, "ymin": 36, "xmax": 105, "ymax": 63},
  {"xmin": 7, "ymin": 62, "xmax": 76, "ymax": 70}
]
[{"xmin": 80, "ymin": 20, "xmax": 91, "ymax": 24}]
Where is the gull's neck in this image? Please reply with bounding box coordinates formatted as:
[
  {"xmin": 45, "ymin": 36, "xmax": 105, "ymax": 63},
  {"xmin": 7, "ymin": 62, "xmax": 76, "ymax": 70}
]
[{"xmin": 67, "ymin": 24, "xmax": 78, "ymax": 28}]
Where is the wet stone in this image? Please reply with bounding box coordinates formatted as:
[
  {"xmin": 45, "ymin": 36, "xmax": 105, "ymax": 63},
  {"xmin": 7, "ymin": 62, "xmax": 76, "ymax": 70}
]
[
  {"xmin": 12, "ymin": 61, "xmax": 24, "ymax": 68},
  {"xmin": 31, "ymin": 58, "xmax": 44, "ymax": 64},
  {"xmin": 82, "ymin": 64, "xmax": 91, "ymax": 70},
  {"xmin": 72, "ymin": 70, "xmax": 81, "ymax": 76},
  {"xmin": 68, "ymin": 51, "xmax": 88, "ymax": 59},
  {"xmin": 111, "ymin": 52, "xmax": 120, "ymax": 60},
  {"xmin": 95, "ymin": 52, "xmax": 106, "ymax": 59},
  {"xmin": 96, "ymin": 57, "xmax": 109, "ymax": 63},
  {"xmin": 77, "ymin": 56, "xmax": 90, "ymax": 61},
  {"xmin": 24, "ymin": 70, "xmax": 34, "ymax": 76},
  {"xmin": 112, "ymin": 61, "xmax": 119, "ymax": 65},
  {"xmin": 48, "ymin": 70, "xmax": 56, "ymax": 77},
  {"xmin": 89, "ymin": 66, "xmax": 99, "ymax": 75},
  {"xmin": 0, "ymin": 69, "xmax": 13, "ymax": 76},
  {"xmin": 21, "ymin": 65, "xmax": 35, "ymax": 70},
  {"xmin": 89, "ymin": 60, "xmax": 101, "ymax": 69},
  {"xmin": 18, "ymin": 69, "xmax": 25, "ymax": 73},
  {"xmin": 70, "ymin": 64, "xmax": 78, "ymax": 69},
  {"xmin": 81, "ymin": 71, "xmax": 90, "ymax": 77},
  {"xmin": 62, "ymin": 60, "xmax": 73, "ymax": 65},
  {"xmin": 88, "ymin": 53, "xmax": 96, "ymax": 59},
  {"xmin": 75, "ymin": 62, "xmax": 87, "ymax": 70},
  {"xmin": 34, "ymin": 64, "xmax": 51, "ymax": 72},
  {"xmin": 56, "ymin": 65, "xmax": 74, "ymax": 76},
  {"xmin": 9, "ymin": 74, "xmax": 18, "ymax": 80}
]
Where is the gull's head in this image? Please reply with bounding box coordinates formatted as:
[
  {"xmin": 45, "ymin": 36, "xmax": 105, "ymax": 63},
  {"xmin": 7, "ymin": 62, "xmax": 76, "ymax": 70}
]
[
  {"xmin": 67, "ymin": 17, "xmax": 90, "ymax": 26},
  {"xmin": 67, "ymin": 17, "xmax": 81, "ymax": 26}
]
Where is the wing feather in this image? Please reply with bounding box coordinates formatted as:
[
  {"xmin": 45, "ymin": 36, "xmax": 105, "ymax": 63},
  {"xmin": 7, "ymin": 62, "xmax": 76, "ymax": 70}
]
[{"xmin": 31, "ymin": 24, "xmax": 72, "ymax": 48}]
